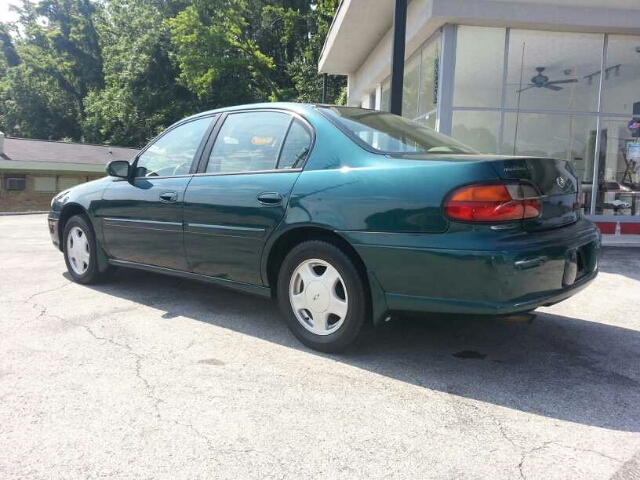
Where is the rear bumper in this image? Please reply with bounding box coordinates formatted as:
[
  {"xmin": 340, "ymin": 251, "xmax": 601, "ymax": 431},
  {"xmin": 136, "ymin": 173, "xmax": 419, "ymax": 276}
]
[
  {"xmin": 384, "ymin": 270, "xmax": 597, "ymax": 315},
  {"xmin": 345, "ymin": 218, "xmax": 600, "ymax": 316}
]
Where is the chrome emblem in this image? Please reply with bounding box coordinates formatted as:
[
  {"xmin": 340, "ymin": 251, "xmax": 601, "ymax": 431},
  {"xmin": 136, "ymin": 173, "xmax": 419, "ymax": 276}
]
[{"xmin": 556, "ymin": 177, "xmax": 566, "ymax": 188}]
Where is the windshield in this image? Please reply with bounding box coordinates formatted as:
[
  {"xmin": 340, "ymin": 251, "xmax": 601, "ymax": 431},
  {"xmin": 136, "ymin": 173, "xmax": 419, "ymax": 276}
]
[{"xmin": 319, "ymin": 107, "xmax": 477, "ymax": 155}]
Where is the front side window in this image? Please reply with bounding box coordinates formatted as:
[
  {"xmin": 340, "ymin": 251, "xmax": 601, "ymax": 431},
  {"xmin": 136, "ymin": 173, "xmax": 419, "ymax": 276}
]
[
  {"xmin": 321, "ymin": 107, "xmax": 476, "ymax": 154},
  {"xmin": 135, "ymin": 117, "xmax": 212, "ymax": 178},
  {"xmin": 206, "ymin": 112, "xmax": 294, "ymax": 173}
]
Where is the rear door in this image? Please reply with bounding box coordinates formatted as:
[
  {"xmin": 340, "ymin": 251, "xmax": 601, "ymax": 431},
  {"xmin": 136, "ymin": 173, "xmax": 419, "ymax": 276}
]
[
  {"xmin": 98, "ymin": 116, "xmax": 216, "ymax": 270},
  {"xmin": 183, "ymin": 110, "xmax": 313, "ymax": 285}
]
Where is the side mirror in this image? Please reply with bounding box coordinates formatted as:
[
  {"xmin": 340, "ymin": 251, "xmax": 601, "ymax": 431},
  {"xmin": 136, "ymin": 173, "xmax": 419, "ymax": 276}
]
[{"xmin": 106, "ymin": 160, "xmax": 131, "ymax": 179}]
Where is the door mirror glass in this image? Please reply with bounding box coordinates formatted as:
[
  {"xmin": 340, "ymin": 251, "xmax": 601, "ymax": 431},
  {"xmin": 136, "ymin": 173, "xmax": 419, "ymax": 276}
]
[
  {"xmin": 135, "ymin": 117, "xmax": 212, "ymax": 178},
  {"xmin": 106, "ymin": 160, "xmax": 131, "ymax": 178}
]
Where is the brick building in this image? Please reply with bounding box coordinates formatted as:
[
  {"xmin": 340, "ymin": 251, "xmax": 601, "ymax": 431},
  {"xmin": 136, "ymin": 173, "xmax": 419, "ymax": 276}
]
[{"xmin": 0, "ymin": 132, "xmax": 138, "ymax": 212}]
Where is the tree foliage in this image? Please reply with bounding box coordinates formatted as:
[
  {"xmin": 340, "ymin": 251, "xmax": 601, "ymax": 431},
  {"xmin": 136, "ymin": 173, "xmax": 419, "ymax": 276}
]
[{"xmin": 0, "ymin": 0, "xmax": 345, "ymax": 146}]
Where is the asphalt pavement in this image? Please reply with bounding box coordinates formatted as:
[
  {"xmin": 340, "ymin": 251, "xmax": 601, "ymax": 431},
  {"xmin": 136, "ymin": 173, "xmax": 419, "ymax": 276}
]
[{"xmin": 1, "ymin": 214, "xmax": 639, "ymax": 479}]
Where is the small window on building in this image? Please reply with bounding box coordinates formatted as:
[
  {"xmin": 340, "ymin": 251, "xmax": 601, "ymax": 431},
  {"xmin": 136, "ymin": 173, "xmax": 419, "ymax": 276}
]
[
  {"xmin": 34, "ymin": 176, "xmax": 57, "ymax": 193},
  {"xmin": 58, "ymin": 177, "xmax": 83, "ymax": 191},
  {"xmin": 4, "ymin": 176, "xmax": 26, "ymax": 191}
]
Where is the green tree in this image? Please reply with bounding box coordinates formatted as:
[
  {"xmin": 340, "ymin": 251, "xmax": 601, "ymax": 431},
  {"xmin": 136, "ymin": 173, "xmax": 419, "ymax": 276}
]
[
  {"xmin": 0, "ymin": 0, "xmax": 346, "ymax": 145},
  {"xmin": 285, "ymin": 0, "xmax": 345, "ymax": 104},
  {"xmin": 82, "ymin": 0, "xmax": 196, "ymax": 146},
  {"xmin": 0, "ymin": 0, "xmax": 104, "ymax": 139},
  {"xmin": 167, "ymin": 0, "xmax": 277, "ymax": 106}
]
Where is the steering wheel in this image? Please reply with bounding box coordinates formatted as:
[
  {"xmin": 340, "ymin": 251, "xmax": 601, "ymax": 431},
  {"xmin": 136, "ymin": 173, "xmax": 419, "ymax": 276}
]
[{"xmin": 172, "ymin": 162, "xmax": 191, "ymax": 176}]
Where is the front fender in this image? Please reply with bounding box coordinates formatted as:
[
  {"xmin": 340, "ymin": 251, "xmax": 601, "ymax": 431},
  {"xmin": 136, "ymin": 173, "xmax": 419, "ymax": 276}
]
[{"xmin": 50, "ymin": 177, "xmax": 113, "ymax": 271}]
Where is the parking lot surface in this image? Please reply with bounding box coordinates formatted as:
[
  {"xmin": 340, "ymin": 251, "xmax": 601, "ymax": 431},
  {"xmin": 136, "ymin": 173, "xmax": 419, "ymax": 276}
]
[{"xmin": 1, "ymin": 214, "xmax": 639, "ymax": 479}]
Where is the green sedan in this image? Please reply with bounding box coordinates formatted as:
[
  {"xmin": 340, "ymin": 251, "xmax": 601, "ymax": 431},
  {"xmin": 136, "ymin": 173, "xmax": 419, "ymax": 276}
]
[{"xmin": 48, "ymin": 103, "xmax": 600, "ymax": 352}]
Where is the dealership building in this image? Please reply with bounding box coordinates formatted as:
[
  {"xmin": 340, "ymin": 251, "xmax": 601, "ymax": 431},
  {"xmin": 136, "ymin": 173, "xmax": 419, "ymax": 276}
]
[{"xmin": 319, "ymin": 0, "xmax": 640, "ymax": 234}]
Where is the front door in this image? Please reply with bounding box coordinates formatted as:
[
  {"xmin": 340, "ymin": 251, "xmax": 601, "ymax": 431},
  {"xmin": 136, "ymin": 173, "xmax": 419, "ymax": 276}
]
[
  {"xmin": 184, "ymin": 110, "xmax": 313, "ymax": 285},
  {"xmin": 98, "ymin": 116, "xmax": 215, "ymax": 270}
]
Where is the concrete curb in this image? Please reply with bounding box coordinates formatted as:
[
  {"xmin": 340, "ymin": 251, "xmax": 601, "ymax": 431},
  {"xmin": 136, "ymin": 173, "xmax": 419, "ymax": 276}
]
[
  {"xmin": 0, "ymin": 211, "xmax": 48, "ymax": 216},
  {"xmin": 601, "ymin": 234, "xmax": 640, "ymax": 248}
]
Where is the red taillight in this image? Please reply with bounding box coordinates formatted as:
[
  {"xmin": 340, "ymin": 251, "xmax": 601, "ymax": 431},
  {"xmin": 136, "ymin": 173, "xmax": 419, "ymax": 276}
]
[{"xmin": 444, "ymin": 183, "xmax": 541, "ymax": 222}]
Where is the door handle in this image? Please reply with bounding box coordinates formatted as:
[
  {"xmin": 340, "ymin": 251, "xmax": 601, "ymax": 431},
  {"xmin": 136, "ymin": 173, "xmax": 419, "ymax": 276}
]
[
  {"xmin": 159, "ymin": 191, "xmax": 178, "ymax": 203},
  {"xmin": 257, "ymin": 192, "xmax": 283, "ymax": 206}
]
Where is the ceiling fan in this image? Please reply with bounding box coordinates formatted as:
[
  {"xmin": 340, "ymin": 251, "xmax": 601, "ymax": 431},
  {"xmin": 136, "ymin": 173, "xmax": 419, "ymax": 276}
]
[{"xmin": 517, "ymin": 67, "xmax": 578, "ymax": 93}]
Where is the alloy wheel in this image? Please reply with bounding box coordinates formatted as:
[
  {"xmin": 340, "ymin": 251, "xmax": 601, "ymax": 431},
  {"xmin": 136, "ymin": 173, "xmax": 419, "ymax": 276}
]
[
  {"xmin": 67, "ymin": 226, "xmax": 90, "ymax": 275},
  {"xmin": 288, "ymin": 258, "xmax": 349, "ymax": 335}
]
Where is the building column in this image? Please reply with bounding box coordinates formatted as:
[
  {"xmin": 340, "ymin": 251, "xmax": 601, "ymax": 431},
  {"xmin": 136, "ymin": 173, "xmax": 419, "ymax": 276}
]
[
  {"xmin": 389, "ymin": 0, "xmax": 407, "ymax": 115},
  {"xmin": 436, "ymin": 25, "xmax": 456, "ymax": 135},
  {"xmin": 321, "ymin": 73, "xmax": 328, "ymax": 103}
]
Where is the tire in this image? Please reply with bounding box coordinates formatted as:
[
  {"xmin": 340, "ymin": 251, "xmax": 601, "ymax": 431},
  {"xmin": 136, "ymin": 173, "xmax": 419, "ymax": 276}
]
[
  {"xmin": 277, "ymin": 240, "xmax": 369, "ymax": 353},
  {"xmin": 63, "ymin": 214, "xmax": 114, "ymax": 284}
]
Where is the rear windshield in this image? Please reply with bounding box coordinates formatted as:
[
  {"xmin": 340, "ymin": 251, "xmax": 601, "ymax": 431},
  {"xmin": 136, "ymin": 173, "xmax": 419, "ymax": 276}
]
[{"xmin": 319, "ymin": 106, "xmax": 477, "ymax": 155}]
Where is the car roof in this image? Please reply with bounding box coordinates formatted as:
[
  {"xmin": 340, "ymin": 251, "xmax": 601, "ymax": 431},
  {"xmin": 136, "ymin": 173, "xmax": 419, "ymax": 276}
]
[
  {"xmin": 180, "ymin": 102, "xmax": 374, "ymax": 122},
  {"xmin": 182, "ymin": 102, "xmax": 318, "ymax": 121}
]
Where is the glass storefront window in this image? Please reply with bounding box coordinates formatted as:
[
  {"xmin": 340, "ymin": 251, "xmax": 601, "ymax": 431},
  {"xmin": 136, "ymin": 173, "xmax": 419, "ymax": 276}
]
[
  {"xmin": 502, "ymin": 113, "xmax": 597, "ymax": 210},
  {"xmin": 378, "ymin": 32, "xmax": 440, "ymax": 119},
  {"xmin": 452, "ymin": 110, "xmax": 501, "ymax": 154},
  {"xmin": 453, "ymin": 26, "xmax": 505, "ymax": 108},
  {"xmin": 446, "ymin": 27, "xmax": 640, "ymax": 217},
  {"xmin": 419, "ymin": 36, "xmax": 440, "ymax": 116},
  {"xmin": 417, "ymin": 110, "xmax": 437, "ymax": 130},
  {"xmin": 380, "ymin": 81, "xmax": 390, "ymax": 112},
  {"xmin": 601, "ymin": 35, "xmax": 640, "ymax": 116},
  {"xmin": 402, "ymin": 55, "xmax": 421, "ymax": 119},
  {"xmin": 506, "ymin": 30, "xmax": 602, "ymax": 113},
  {"xmin": 596, "ymin": 117, "xmax": 640, "ymax": 216}
]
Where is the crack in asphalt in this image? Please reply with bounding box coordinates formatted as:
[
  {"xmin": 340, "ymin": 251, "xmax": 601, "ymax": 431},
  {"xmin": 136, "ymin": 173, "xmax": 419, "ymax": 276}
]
[
  {"xmin": 518, "ymin": 441, "xmax": 625, "ymax": 479},
  {"xmin": 23, "ymin": 282, "xmax": 72, "ymax": 304},
  {"xmin": 444, "ymin": 389, "xmax": 521, "ymax": 451},
  {"xmin": 518, "ymin": 442, "xmax": 554, "ymax": 480},
  {"xmin": 610, "ymin": 450, "xmax": 640, "ymax": 480},
  {"xmin": 20, "ymin": 293, "xmax": 236, "ymax": 458},
  {"xmin": 22, "ymin": 290, "xmax": 165, "ymax": 421},
  {"xmin": 444, "ymin": 393, "xmax": 626, "ymax": 479},
  {"xmin": 76, "ymin": 322, "xmax": 164, "ymax": 420}
]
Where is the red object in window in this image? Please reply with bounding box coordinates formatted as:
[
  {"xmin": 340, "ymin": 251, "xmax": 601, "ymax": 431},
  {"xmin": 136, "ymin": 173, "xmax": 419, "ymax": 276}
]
[
  {"xmin": 621, "ymin": 223, "xmax": 640, "ymax": 235},
  {"xmin": 596, "ymin": 222, "xmax": 618, "ymax": 234}
]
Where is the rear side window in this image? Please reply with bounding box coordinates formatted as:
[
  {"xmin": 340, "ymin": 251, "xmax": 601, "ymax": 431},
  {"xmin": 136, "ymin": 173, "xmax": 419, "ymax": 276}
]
[
  {"xmin": 206, "ymin": 112, "xmax": 292, "ymax": 173},
  {"xmin": 277, "ymin": 119, "xmax": 311, "ymax": 169},
  {"xmin": 320, "ymin": 106, "xmax": 477, "ymax": 155}
]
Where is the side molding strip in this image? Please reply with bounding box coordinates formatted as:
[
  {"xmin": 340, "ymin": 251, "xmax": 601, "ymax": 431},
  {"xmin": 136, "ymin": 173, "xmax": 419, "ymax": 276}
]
[{"xmin": 108, "ymin": 259, "xmax": 272, "ymax": 298}]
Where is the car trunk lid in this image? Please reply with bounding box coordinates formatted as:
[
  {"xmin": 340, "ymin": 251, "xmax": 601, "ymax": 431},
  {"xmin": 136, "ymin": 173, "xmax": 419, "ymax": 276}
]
[
  {"xmin": 384, "ymin": 153, "xmax": 580, "ymax": 231},
  {"xmin": 488, "ymin": 157, "xmax": 579, "ymax": 231}
]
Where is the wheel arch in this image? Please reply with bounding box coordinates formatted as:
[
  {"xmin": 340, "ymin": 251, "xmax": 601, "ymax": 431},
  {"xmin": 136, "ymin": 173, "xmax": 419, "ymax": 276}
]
[
  {"xmin": 263, "ymin": 224, "xmax": 390, "ymax": 326},
  {"xmin": 263, "ymin": 225, "xmax": 368, "ymax": 293},
  {"xmin": 57, "ymin": 203, "xmax": 89, "ymax": 251}
]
